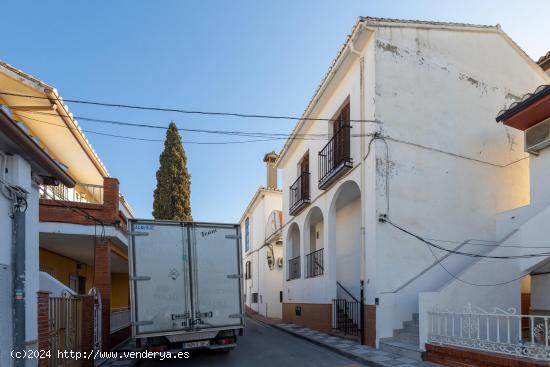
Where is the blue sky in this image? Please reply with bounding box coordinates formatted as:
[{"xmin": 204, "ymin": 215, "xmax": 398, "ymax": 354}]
[{"xmin": 1, "ymin": 1, "xmax": 548, "ymax": 222}]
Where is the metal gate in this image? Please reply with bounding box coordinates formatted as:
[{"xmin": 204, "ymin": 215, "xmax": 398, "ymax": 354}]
[
  {"xmin": 88, "ymin": 287, "xmax": 102, "ymax": 357},
  {"xmin": 48, "ymin": 292, "xmax": 82, "ymax": 367}
]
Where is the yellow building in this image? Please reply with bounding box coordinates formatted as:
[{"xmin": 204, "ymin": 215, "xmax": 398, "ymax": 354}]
[{"xmin": 0, "ymin": 60, "xmax": 134, "ymax": 350}]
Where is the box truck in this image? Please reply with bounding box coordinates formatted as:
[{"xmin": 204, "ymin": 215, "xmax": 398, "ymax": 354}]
[{"xmin": 128, "ymin": 219, "xmax": 244, "ymax": 352}]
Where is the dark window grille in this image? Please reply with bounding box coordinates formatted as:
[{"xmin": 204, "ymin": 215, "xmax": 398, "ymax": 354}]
[
  {"xmin": 287, "ymin": 256, "xmax": 301, "ymax": 281},
  {"xmin": 318, "ymin": 124, "xmax": 352, "ymax": 187},
  {"xmin": 252, "ymin": 293, "xmax": 258, "ymax": 303},
  {"xmin": 289, "ymin": 172, "xmax": 310, "ymax": 215},
  {"xmin": 245, "ymin": 260, "xmax": 252, "ymax": 279},
  {"xmin": 305, "ymin": 248, "xmax": 324, "ymax": 278}
]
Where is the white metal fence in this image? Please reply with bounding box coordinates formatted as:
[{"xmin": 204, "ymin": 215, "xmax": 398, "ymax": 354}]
[
  {"xmin": 110, "ymin": 307, "xmax": 131, "ymax": 333},
  {"xmin": 40, "ymin": 182, "xmax": 104, "ymax": 204},
  {"xmin": 428, "ymin": 304, "xmax": 550, "ymax": 361}
]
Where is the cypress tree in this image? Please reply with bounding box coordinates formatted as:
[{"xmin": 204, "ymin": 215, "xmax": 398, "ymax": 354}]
[{"xmin": 152, "ymin": 121, "xmax": 192, "ymax": 221}]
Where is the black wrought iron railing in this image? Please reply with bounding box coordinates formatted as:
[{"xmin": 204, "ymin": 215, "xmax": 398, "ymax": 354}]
[
  {"xmin": 289, "ymin": 172, "xmax": 310, "ymax": 215},
  {"xmin": 305, "ymin": 248, "xmax": 324, "ymax": 278},
  {"xmin": 333, "ymin": 299, "xmax": 361, "ymax": 336},
  {"xmin": 318, "ymin": 125, "xmax": 352, "ymax": 188},
  {"xmin": 287, "ymin": 256, "xmax": 301, "ymax": 281},
  {"xmin": 333, "ymin": 281, "xmax": 362, "ymax": 337}
]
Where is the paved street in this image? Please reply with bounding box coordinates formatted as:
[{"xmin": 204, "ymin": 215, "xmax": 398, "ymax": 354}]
[{"xmin": 139, "ymin": 317, "xmax": 361, "ymax": 366}]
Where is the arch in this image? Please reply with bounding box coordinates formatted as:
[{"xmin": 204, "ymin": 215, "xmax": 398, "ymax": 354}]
[
  {"xmin": 304, "ymin": 206, "xmax": 325, "ymax": 278},
  {"xmin": 304, "ymin": 206, "xmax": 324, "ymax": 254},
  {"xmin": 286, "ymin": 222, "xmax": 301, "ymax": 280},
  {"xmin": 328, "ymin": 180, "xmax": 361, "ymax": 299}
]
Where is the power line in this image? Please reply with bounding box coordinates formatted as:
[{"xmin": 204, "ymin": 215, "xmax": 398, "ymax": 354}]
[
  {"xmin": 379, "ymin": 215, "xmax": 550, "ymax": 259},
  {"xmin": 17, "ymin": 112, "xmax": 288, "ymax": 145},
  {"xmin": 0, "ymin": 91, "xmax": 379, "ymax": 123},
  {"xmin": 379, "ymin": 215, "xmax": 538, "ymax": 287}
]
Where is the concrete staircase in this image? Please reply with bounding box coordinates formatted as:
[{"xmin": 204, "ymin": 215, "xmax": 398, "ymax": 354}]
[{"xmin": 379, "ymin": 313, "xmax": 424, "ymax": 361}]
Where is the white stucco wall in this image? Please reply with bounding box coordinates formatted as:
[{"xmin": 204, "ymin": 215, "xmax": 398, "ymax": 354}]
[
  {"xmin": 278, "ymin": 21, "xmax": 547, "ymax": 345},
  {"xmin": 0, "ymin": 154, "xmax": 39, "ymax": 367},
  {"xmin": 371, "ymin": 25, "xmax": 547, "ymax": 341},
  {"xmin": 241, "ymin": 189, "xmax": 283, "ymax": 318}
]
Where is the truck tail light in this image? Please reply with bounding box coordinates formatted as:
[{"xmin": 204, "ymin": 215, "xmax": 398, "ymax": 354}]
[
  {"xmin": 217, "ymin": 337, "xmax": 235, "ymax": 345},
  {"xmin": 148, "ymin": 345, "xmax": 166, "ymax": 352}
]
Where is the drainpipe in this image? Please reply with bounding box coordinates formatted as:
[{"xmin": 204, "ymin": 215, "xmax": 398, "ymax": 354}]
[
  {"xmin": 13, "ymin": 204, "xmax": 26, "ymax": 366},
  {"xmin": 350, "ymin": 30, "xmax": 367, "ymax": 346},
  {"xmin": 3, "ymin": 184, "xmax": 28, "ymax": 366}
]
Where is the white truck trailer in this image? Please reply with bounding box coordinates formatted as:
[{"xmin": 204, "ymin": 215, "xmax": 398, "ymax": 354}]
[{"xmin": 128, "ymin": 219, "xmax": 244, "ymax": 352}]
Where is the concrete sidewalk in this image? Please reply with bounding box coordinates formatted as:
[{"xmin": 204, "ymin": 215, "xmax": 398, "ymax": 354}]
[{"xmin": 247, "ymin": 313, "xmax": 440, "ymax": 367}]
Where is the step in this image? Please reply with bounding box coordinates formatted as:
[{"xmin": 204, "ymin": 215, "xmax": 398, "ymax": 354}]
[
  {"xmin": 388, "ymin": 332, "xmax": 419, "ymax": 345},
  {"xmin": 403, "ymin": 319, "xmax": 419, "ymax": 329},
  {"xmin": 396, "ymin": 324, "xmax": 419, "ymax": 334},
  {"xmin": 412, "ymin": 313, "xmax": 419, "ymax": 322},
  {"xmin": 379, "ymin": 339, "xmax": 424, "ymax": 361}
]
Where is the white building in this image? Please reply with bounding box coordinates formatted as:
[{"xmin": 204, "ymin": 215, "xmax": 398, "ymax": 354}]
[
  {"xmin": 276, "ymin": 16, "xmax": 548, "ymax": 361},
  {"xmin": 0, "ymin": 106, "xmax": 75, "ymax": 366},
  {"xmin": 241, "ymin": 152, "xmax": 284, "ymax": 319},
  {"xmin": 418, "ymin": 54, "xmax": 549, "ymax": 365}
]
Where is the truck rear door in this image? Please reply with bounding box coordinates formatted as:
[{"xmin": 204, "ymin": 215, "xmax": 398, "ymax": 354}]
[
  {"xmin": 130, "ymin": 221, "xmax": 191, "ymax": 336},
  {"xmin": 190, "ymin": 223, "xmax": 243, "ymax": 329}
]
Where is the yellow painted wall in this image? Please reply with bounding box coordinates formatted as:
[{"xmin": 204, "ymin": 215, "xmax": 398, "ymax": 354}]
[
  {"xmin": 111, "ymin": 273, "xmax": 129, "ymax": 309},
  {"xmin": 39, "ymin": 249, "xmax": 94, "ymax": 291},
  {"xmin": 40, "ymin": 249, "xmax": 130, "ymax": 308}
]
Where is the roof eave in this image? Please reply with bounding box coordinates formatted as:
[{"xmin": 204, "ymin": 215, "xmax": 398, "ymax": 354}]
[{"xmin": 0, "ymin": 109, "xmax": 76, "ymax": 187}]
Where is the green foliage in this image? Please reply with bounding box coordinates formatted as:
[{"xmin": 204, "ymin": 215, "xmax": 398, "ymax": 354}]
[{"xmin": 152, "ymin": 122, "xmax": 192, "ymax": 221}]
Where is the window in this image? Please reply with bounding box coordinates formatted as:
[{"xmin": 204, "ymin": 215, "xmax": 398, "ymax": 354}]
[
  {"xmin": 245, "ymin": 217, "xmax": 250, "ymax": 252},
  {"xmin": 245, "ymin": 260, "xmax": 252, "ymax": 279},
  {"xmin": 69, "ymin": 275, "xmax": 86, "ymax": 294},
  {"xmin": 252, "ymin": 293, "xmax": 258, "ymax": 303},
  {"xmin": 280, "ymin": 291, "xmax": 283, "ymax": 303}
]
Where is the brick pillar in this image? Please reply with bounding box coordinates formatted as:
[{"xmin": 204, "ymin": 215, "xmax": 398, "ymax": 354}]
[
  {"xmin": 80, "ymin": 296, "xmax": 94, "ymax": 367},
  {"xmin": 94, "ymin": 237, "xmax": 111, "ymax": 351},
  {"xmin": 102, "ymin": 177, "xmax": 119, "ymax": 222},
  {"xmin": 37, "ymin": 291, "xmax": 51, "ymax": 367}
]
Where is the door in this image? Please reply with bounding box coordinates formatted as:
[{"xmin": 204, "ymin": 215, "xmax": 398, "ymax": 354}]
[
  {"xmin": 191, "ymin": 224, "xmax": 243, "ymax": 329},
  {"xmin": 333, "ymin": 104, "xmax": 350, "ymax": 166},
  {"xmin": 300, "ymin": 154, "xmax": 309, "ymax": 199},
  {"xmin": 130, "ymin": 221, "xmax": 191, "ymax": 335}
]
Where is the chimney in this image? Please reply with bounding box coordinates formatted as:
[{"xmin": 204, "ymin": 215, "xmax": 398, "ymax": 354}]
[{"xmin": 263, "ymin": 151, "xmax": 279, "ymax": 189}]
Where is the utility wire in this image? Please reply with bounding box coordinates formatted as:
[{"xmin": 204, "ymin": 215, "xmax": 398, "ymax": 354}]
[
  {"xmin": 0, "ymin": 91, "xmax": 379, "ymax": 123},
  {"xmin": 379, "ymin": 215, "xmax": 550, "ymax": 259},
  {"xmin": 379, "ymin": 216, "xmax": 537, "ymax": 286},
  {"xmin": 17, "ymin": 112, "xmax": 287, "ymax": 144}
]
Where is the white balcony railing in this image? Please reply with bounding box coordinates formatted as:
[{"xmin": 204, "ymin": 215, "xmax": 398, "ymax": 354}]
[
  {"xmin": 40, "ymin": 183, "xmax": 103, "ymax": 204},
  {"xmin": 428, "ymin": 304, "xmax": 550, "ymax": 362},
  {"xmin": 110, "ymin": 307, "xmax": 131, "ymax": 333}
]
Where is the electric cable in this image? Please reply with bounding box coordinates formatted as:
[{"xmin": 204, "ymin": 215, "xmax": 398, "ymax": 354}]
[
  {"xmin": 0, "ymin": 91, "xmax": 379, "ymax": 123},
  {"xmin": 379, "ymin": 216, "xmax": 538, "ymax": 286},
  {"xmin": 379, "ymin": 216, "xmax": 550, "ymax": 259}
]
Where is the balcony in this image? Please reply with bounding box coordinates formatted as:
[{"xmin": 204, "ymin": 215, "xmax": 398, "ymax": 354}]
[
  {"xmin": 40, "ymin": 182, "xmax": 104, "ymax": 204},
  {"xmin": 289, "ymin": 172, "xmax": 311, "ymax": 216},
  {"xmin": 305, "ymin": 248, "xmax": 324, "ymax": 278},
  {"xmin": 287, "ymin": 256, "xmax": 301, "ymax": 281},
  {"xmin": 318, "ymin": 124, "xmax": 353, "ymax": 190},
  {"xmin": 39, "ymin": 177, "xmax": 130, "ymax": 234}
]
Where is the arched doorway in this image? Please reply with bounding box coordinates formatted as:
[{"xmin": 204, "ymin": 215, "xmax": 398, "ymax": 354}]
[
  {"xmin": 286, "ymin": 223, "xmax": 301, "ymax": 280},
  {"xmin": 330, "ymin": 180, "xmax": 361, "ymax": 299},
  {"xmin": 304, "ymin": 207, "xmax": 324, "ymax": 278}
]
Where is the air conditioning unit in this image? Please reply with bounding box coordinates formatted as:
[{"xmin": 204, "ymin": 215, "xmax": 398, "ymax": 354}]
[
  {"xmin": 525, "ymin": 117, "xmax": 550, "ymax": 153},
  {"xmin": 277, "ymin": 257, "xmax": 283, "ymax": 268}
]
